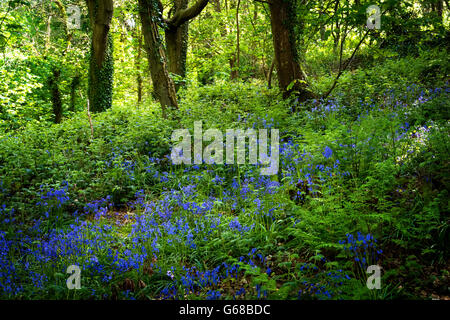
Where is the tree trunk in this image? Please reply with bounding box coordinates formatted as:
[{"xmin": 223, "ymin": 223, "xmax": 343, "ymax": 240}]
[
  {"xmin": 213, "ymin": 0, "xmax": 221, "ymax": 12},
  {"xmin": 86, "ymin": 0, "xmax": 114, "ymax": 113},
  {"xmin": 235, "ymin": 0, "xmax": 240, "ymax": 79},
  {"xmin": 49, "ymin": 68, "xmax": 63, "ymax": 124},
  {"xmin": 165, "ymin": 0, "xmax": 189, "ymax": 83},
  {"xmin": 138, "ymin": 0, "xmax": 178, "ymax": 117},
  {"xmin": 435, "ymin": 0, "xmax": 444, "ymax": 21},
  {"xmin": 134, "ymin": 28, "xmax": 144, "ymax": 105},
  {"xmin": 164, "ymin": 0, "xmax": 210, "ymax": 90},
  {"xmin": 230, "ymin": 53, "xmax": 238, "ymax": 80},
  {"xmin": 267, "ymin": 58, "xmax": 275, "ymax": 89},
  {"xmin": 268, "ymin": 0, "xmax": 312, "ymax": 100},
  {"xmin": 70, "ymin": 75, "xmax": 80, "ymax": 112}
]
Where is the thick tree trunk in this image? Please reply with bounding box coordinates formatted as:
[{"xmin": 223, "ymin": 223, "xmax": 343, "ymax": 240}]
[
  {"xmin": 138, "ymin": 0, "xmax": 178, "ymax": 117},
  {"xmin": 165, "ymin": 0, "xmax": 189, "ymax": 83},
  {"xmin": 268, "ymin": 0, "xmax": 312, "ymax": 100},
  {"xmin": 165, "ymin": 25, "xmax": 188, "ymax": 79},
  {"xmin": 164, "ymin": 0, "xmax": 209, "ymax": 90},
  {"xmin": 86, "ymin": 0, "xmax": 114, "ymax": 113}
]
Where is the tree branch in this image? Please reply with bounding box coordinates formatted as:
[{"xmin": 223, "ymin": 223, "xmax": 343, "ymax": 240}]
[
  {"xmin": 167, "ymin": 0, "xmax": 209, "ymax": 27},
  {"xmin": 322, "ymin": 28, "xmax": 370, "ymax": 100},
  {"xmin": 253, "ymin": 0, "xmax": 272, "ymax": 5},
  {"xmin": 322, "ymin": 7, "xmax": 390, "ymax": 100}
]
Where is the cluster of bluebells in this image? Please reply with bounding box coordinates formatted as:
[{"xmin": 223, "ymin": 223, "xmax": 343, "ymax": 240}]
[
  {"xmin": 239, "ymin": 116, "xmax": 278, "ymax": 131},
  {"xmin": 0, "ymin": 133, "xmax": 306, "ymax": 298},
  {"xmin": 0, "ymin": 205, "xmax": 15, "ymax": 225},
  {"xmin": 228, "ymin": 217, "xmax": 253, "ymax": 234},
  {"xmin": 339, "ymin": 232, "xmax": 382, "ymax": 270},
  {"xmin": 280, "ymin": 140, "xmax": 348, "ymax": 200},
  {"xmin": 281, "ymin": 83, "xmax": 448, "ymax": 195},
  {"xmin": 206, "ymin": 290, "xmax": 221, "ymax": 300},
  {"xmin": 36, "ymin": 182, "xmax": 70, "ymax": 218},
  {"xmin": 297, "ymin": 281, "xmax": 334, "ymax": 300},
  {"xmin": 4, "ymin": 86, "xmax": 441, "ymax": 299},
  {"xmin": 0, "ymin": 231, "xmax": 23, "ymax": 296},
  {"xmin": 395, "ymin": 122, "xmax": 410, "ymax": 142},
  {"xmin": 322, "ymin": 146, "xmax": 333, "ymax": 159},
  {"xmin": 128, "ymin": 187, "xmax": 228, "ymax": 255},
  {"xmin": 296, "ymin": 262, "xmax": 351, "ymax": 300},
  {"xmin": 81, "ymin": 196, "xmax": 113, "ymax": 220},
  {"xmin": 104, "ymin": 146, "xmax": 137, "ymax": 180},
  {"xmin": 0, "ymin": 202, "xmax": 149, "ymax": 298},
  {"xmin": 160, "ymin": 249, "xmax": 268, "ymax": 300},
  {"xmin": 277, "ymin": 87, "xmax": 448, "ymax": 199},
  {"xmin": 2, "ymin": 142, "xmax": 373, "ymax": 301},
  {"xmin": 309, "ymin": 99, "xmax": 344, "ymax": 117}
]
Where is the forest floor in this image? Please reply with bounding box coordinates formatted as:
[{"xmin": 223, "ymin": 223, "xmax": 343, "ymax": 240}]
[{"xmin": 1, "ymin": 59, "xmax": 449, "ymax": 300}]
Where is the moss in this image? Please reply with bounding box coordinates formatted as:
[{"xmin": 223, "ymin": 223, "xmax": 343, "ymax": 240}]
[
  {"xmin": 284, "ymin": 0, "xmax": 300, "ymax": 62},
  {"xmin": 88, "ymin": 33, "xmax": 114, "ymax": 112}
]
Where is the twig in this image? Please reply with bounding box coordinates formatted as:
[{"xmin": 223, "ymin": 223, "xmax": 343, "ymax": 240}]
[
  {"xmin": 322, "ymin": 7, "xmax": 390, "ymax": 100},
  {"xmin": 322, "ymin": 28, "xmax": 370, "ymax": 100},
  {"xmin": 87, "ymin": 99, "xmax": 94, "ymax": 140}
]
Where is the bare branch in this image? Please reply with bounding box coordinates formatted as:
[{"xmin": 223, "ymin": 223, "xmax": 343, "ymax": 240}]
[{"xmin": 322, "ymin": 28, "xmax": 370, "ymax": 100}]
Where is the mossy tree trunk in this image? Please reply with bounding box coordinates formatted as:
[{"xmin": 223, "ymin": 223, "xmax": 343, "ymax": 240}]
[
  {"xmin": 268, "ymin": 0, "xmax": 313, "ymax": 101},
  {"xmin": 164, "ymin": 0, "xmax": 209, "ymax": 91},
  {"xmin": 137, "ymin": 33, "xmax": 143, "ymax": 105},
  {"xmin": 86, "ymin": 0, "xmax": 114, "ymax": 113},
  {"xmin": 132, "ymin": 26, "xmax": 144, "ymax": 105},
  {"xmin": 433, "ymin": 0, "xmax": 444, "ymax": 22},
  {"xmin": 46, "ymin": 0, "xmax": 72, "ymax": 123},
  {"xmin": 70, "ymin": 75, "xmax": 80, "ymax": 112},
  {"xmin": 138, "ymin": 0, "xmax": 178, "ymax": 117},
  {"xmin": 49, "ymin": 69, "xmax": 63, "ymax": 124},
  {"xmin": 165, "ymin": 0, "xmax": 189, "ymax": 82}
]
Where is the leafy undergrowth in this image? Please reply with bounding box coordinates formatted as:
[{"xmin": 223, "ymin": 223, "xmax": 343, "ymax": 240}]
[{"xmin": 0, "ymin": 80, "xmax": 449, "ymax": 300}]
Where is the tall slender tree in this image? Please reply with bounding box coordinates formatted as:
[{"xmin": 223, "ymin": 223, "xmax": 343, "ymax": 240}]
[{"xmin": 46, "ymin": 0, "xmax": 72, "ymax": 123}]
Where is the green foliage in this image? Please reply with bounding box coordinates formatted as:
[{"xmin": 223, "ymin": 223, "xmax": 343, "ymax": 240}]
[
  {"xmin": 1, "ymin": 65, "xmax": 448, "ymax": 299},
  {"xmin": 0, "ymin": 0, "xmax": 448, "ymax": 301},
  {"xmin": 0, "ymin": 101, "xmax": 173, "ymax": 216}
]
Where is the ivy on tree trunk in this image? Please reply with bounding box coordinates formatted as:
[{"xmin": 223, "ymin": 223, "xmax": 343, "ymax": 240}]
[
  {"xmin": 86, "ymin": 0, "xmax": 114, "ymax": 113},
  {"xmin": 164, "ymin": 0, "xmax": 209, "ymax": 91},
  {"xmin": 165, "ymin": 0, "xmax": 189, "ymax": 85},
  {"xmin": 269, "ymin": 0, "xmax": 314, "ymax": 101},
  {"xmin": 138, "ymin": 0, "xmax": 179, "ymax": 117}
]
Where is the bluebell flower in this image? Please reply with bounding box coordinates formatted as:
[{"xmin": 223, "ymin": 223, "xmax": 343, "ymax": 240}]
[{"xmin": 323, "ymin": 146, "xmax": 333, "ymax": 159}]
